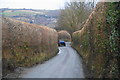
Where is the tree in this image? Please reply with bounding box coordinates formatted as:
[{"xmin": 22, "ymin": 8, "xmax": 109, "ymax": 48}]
[{"xmin": 56, "ymin": 1, "xmax": 93, "ymax": 35}]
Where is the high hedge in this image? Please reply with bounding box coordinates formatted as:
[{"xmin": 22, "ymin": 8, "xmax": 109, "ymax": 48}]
[
  {"xmin": 72, "ymin": 2, "xmax": 120, "ymax": 78},
  {"xmin": 2, "ymin": 17, "xmax": 58, "ymax": 76},
  {"xmin": 58, "ymin": 30, "xmax": 71, "ymax": 41}
]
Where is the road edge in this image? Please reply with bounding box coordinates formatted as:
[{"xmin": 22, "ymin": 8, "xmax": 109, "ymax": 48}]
[
  {"xmin": 3, "ymin": 49, "xmax": 59, "ymax": 78},
  {"xmin": 71, "ymin": 46, "xmax": 92, "ymax": 78}
]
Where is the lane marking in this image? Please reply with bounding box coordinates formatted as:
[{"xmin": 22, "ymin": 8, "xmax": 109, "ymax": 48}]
[{"xmin": 58, "ymin": 48, "xmax": 62, "ymax": 54}]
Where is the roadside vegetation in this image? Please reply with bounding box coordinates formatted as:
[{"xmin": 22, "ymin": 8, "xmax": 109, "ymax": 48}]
[
  {"xmin": 72, "ymin": 2, "xmax": 120, "ymax": 78},
  {"xmin": 2, "ymin": 17, "xmax": 58, "ymax": 77},
  {"xmin": 58, "ymin": 30, "xmax": 71, "ymax": 42}
]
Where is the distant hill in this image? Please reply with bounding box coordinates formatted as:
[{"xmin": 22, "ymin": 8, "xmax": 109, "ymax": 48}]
[{"xmin": 0, "ymin": 8, "xmax": 60, "ymax": 28}]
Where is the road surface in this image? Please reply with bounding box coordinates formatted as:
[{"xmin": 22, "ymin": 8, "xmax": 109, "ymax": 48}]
[
  {"xmin": 0, "ymin": 59, "xmax": 2, "ymax": 79},
  {"xmin": 21, "ymin": 42, "xmax": 84, "ymax": 78}
]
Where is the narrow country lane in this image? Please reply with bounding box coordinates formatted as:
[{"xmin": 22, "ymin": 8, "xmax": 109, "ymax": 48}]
[{"xmin": 21, "ymin": 42, "xmax": 84, "ymax": 78}]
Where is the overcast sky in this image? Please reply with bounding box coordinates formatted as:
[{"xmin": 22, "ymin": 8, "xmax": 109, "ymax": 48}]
[
  {"xmin": 0, "ymin": 0, "xmax": 70, "ymax": 10},
  {"xmin": 0, "ymin": 0, "xmax": 118, "ymax": 10}
]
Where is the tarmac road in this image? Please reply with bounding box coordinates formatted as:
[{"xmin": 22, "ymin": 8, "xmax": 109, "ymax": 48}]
[{"xmin": 21, "ymin": 42, "xmax": 84, "ymax": 78}]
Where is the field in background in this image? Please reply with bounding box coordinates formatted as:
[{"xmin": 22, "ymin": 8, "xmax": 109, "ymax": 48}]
[
  {"xmin": 0, "ymin": 8, "xmax": 60, "ymax": 28},
  {"xmin": 2, "ymin": 10, "xmax": 45, "ymax": 16}
]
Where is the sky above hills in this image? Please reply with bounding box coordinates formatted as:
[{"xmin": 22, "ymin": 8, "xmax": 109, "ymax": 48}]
[
  {"xmin": 0, "ymin": 0, "xmax": 118, "ymax": 10},
  {"xmin": 0, "ymin": 0, "xmax": 69, "ymax": 10}
]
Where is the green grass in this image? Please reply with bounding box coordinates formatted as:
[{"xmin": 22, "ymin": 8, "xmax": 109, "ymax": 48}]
[
  {"xmin": 2, "ymin": 10, "xmax": 45, "ymax": 16},
  {"xmin": 2, "ymin": 11, "xmax": 31, "ymax": 16}
]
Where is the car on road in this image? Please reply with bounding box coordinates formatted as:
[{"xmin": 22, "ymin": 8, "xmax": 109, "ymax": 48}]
[{"xmin": 58, "ymin": 41, "xmax": 66, "ymax": 46}]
